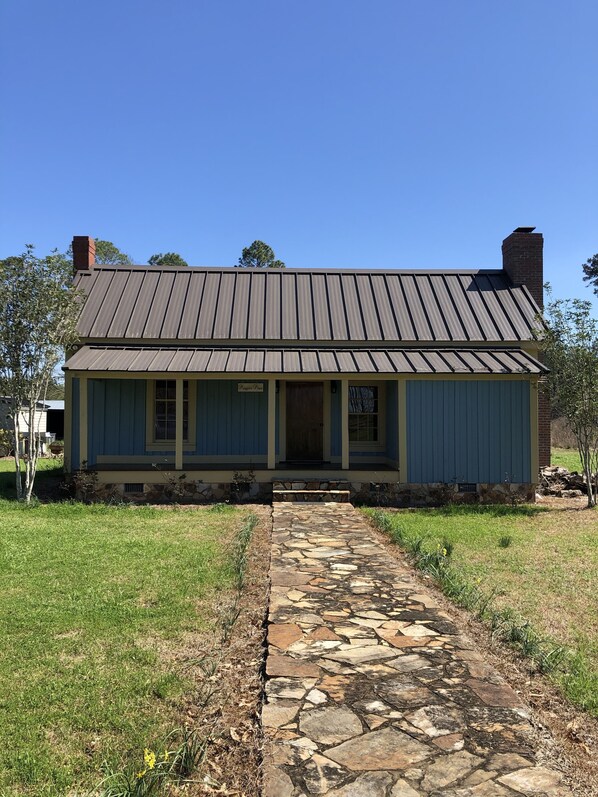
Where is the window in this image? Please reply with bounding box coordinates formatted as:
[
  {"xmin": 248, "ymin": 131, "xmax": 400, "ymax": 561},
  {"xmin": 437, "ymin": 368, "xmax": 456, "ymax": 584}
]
[
  {"xmin": 146, "ymin": 380, "xmax": 195, "ymax": 449},
  {"xmin": 349, "ymin": 385, "xmax": 379, "ymax": 443},
  {"xmin": 154, "ymin": 379, "xmax": 189, "ymax": 441}
]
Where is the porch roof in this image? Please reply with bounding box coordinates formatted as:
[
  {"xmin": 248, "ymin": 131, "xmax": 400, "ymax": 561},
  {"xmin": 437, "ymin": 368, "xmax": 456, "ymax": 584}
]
[{"xmin": 64, "ymin": 346, "xmax": 547, "ymax": 375}]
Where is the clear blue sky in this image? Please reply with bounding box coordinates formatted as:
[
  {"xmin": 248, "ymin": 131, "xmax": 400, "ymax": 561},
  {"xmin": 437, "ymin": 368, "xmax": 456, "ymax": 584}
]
[{"xmin": 1, "ymin": 0, "xmax": 596, "ymax": 307}]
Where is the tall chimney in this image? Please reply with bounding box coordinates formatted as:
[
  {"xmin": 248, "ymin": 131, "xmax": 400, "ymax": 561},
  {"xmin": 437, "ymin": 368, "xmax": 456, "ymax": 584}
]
[
  {"xmin": 503, "ymin": 227, "xmax": 550, "ymax": 470},
  {"xmin": 72, "ymin": 236, "xmax": 96, "ymax": 271},
  {"xmin": 502, "ymin": 226, "xmax": 543, "ymax": 309}
]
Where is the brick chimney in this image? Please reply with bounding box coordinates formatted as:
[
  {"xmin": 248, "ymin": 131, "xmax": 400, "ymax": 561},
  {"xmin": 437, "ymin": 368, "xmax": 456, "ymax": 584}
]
[
  {"xmin": 503, "ymin": 227, "xmax": 550, "ymax": 470},
  {"xmin": 72, "ymin": 236, "xmax": 96, "ymax": 271},
  {"xmin": 501, "ymin": 226, "xmax": 543, "ymax": 309}
]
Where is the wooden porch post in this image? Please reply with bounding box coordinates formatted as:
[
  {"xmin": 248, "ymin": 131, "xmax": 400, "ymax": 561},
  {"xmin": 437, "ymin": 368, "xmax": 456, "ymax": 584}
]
[
  {"xmin": 268, "ymin": 378, "xmax": 276, "ymax": 469},
  {"xmin": 341, "ymin": 379, "xmax": 349, "ymax": 470},
  {"xmin": 79, "ymin": 375, "xmax": 88, "ymax": 467},
  {"xmin": 398, "ymin": 378, "xmax": 408, "ymax": 482},
  {"xmin": 530, "ymin": 378, "xmax": 539, "ymax": 482},
  {"xmin": 175, "ymin": 378, "xmax": 184, "ymax": 471},
  {"xmin": 64, "ymin": 372, "xmax": 72, "ymax": 472}
]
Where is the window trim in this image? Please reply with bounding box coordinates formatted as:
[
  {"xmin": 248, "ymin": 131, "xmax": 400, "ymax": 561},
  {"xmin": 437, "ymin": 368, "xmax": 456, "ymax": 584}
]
[
  {"xmin": 145, "ymin": 379, "xmax": 196, "ymax": 451},
  {"xmin": 348, "ymin": 381, "xmax": 386, "ymax": 452}
]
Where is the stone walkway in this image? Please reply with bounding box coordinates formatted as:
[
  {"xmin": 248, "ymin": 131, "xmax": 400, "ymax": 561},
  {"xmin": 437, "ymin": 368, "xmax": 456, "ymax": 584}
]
[{"xmin": 263, "ymin": 503, "xmax": 572, "ymax": 797}]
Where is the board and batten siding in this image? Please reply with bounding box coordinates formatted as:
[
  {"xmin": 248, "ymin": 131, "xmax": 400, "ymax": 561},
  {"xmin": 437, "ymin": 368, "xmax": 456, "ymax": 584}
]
[
  {"xmin": 75, "ymin": 379, "xmax": 269, "ymax": 466},
  {"xmin": 406, "ymin": 380, "xmax": 531, "ymax": 484},
  {"xmin": 196, "ymin": 380, "xmax": 268, "ymax": 456},
  {"xmin": 88, "ymin": 379, "xmax": 147, "ymax": 465}
]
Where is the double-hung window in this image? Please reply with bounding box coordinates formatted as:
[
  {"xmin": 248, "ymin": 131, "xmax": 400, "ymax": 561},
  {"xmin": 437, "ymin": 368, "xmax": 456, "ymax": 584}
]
[
  {"xmin": 147, "ymin": 380, "xmax": 195, "ymax": 449},
  {"xmin": 349, "ymin": 384, "xmax": 381, "ymax": 444}
]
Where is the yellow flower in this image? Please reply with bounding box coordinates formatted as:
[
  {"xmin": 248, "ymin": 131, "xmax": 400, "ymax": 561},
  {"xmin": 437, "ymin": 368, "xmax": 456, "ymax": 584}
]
[
  {"xmin": 136, "ymin": 770, "xmax": 146, "ymax": 779},
  {"xmin": 442, "ymin": 548, "xmax": 448, "ymax": 556},
  {"xmin": 163, "ymin": 749, "xmax": 170, "ymax": 762},
  {"xmin": 144, "ymin": 748, "xmax": 156, "ymax": 770}
]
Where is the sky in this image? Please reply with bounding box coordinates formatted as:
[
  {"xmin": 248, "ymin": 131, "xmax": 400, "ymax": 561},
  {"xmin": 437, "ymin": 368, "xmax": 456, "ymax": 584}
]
[{"xmin": 1, "ymin": 0, "xmax": 597, "ymax": 308}]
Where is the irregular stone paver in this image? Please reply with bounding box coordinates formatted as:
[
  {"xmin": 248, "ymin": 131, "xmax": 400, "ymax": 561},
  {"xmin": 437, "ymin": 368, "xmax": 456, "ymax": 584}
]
[{"xmin": 262, "ymin": 503, "xmax": 572, "ymax": 796}]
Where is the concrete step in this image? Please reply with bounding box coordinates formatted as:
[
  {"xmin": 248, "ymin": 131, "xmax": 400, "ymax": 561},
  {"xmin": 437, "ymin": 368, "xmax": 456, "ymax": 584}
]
[{"xmin": 272, "ymin": 489, "xmax": 351, "ymax": 503}]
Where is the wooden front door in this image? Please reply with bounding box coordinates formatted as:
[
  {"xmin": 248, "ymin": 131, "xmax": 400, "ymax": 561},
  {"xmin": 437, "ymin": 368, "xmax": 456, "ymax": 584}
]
[{"xmin": 286, "ymin": 382, "xmax": 324, "ymax": 462}]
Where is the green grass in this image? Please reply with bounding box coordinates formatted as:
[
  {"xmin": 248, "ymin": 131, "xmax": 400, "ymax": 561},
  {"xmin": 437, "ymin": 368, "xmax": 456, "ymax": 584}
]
[
  {"xmin": 0, "ymin": 469, "xmax": 248, "ymax": 795},
  {"xmin": 0, "ymin": 455, "xmax": 65, "ymax": 501},
  {"xmin": 551, "ymin": 447, "xmax": 583, "ymax": 472},
  {"xmin": 365, "ymin": 503, "xmax": 598, "ymax": 716}
]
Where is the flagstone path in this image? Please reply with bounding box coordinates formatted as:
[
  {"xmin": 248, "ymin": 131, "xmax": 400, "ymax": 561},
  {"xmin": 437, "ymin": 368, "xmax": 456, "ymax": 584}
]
[{"xmin": 262, "ymin": 503, "xmax": 572, "ymax": 797}]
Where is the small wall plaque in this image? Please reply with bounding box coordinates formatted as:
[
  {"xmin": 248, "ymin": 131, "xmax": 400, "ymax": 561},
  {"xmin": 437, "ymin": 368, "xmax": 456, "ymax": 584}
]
[{"xmin": 237, "ymin": 382, "xmax": 264, "ymax": 393}]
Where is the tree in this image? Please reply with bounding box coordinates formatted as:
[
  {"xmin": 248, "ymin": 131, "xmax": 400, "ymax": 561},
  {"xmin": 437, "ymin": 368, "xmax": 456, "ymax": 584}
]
[
  {"xmin": 65, "ymin": 238, "xmax": 133, "ymax": 266},
  {"xmin": 582, "ymin": 253, "xmax": 598, "ymax": 296},
  {"xmin": 0, "ymin": 247, "xmax": 82, "ymax": 502},
  {"xmin": 537, "ymin": 292, "xmax": 598, "ymax": 507},
  {"xmin": 237, "ymin": 240, "xmax": 285, "ymax": 269},
  {"xmin": 148, "ymin": 252, "xmax": 188, "ymax": 267}
]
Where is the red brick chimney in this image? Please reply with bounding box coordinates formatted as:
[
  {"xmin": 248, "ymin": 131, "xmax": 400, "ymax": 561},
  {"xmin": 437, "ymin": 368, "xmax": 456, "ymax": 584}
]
[
  {"xmin": 502, "ymin": 227, "xmax": 550, "ymax": 470},
  {"xmin": 501, "ymin": 226, "xmax": 543, "ymax": 309},
  {"xmin": 72, "ymin": 236, "xmax": 96, "ymax": 271}
]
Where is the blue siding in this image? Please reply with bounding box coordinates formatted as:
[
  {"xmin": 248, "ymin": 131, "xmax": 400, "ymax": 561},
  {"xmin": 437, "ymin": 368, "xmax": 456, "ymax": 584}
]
[
  {"xmin": 407, "ymin": 380, "xmax": 531, "ymax": 483},
  {"xmin": 88, "ymin": 380, "xmax": 146, "ymax": 463},
  {"xmin": 196, "ymin": 380, "xmax": 267, "ymax": 456}
]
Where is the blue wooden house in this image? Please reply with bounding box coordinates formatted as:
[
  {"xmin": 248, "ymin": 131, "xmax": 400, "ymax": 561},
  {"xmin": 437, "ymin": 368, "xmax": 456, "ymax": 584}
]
[{"xmin": 64, "ymin": 228, "xmax": 548, "ymax": 503}]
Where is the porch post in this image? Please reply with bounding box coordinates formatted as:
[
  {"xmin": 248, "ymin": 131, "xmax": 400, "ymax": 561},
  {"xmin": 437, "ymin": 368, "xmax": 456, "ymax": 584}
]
[
  {"xmin": 341, "ymin": 379, "xmax": 349, "ymax": 470},
  {"xmin": 175, "ymin": 378, "xmax": 183, "ymax": 471},
  {"xmin": 64, "ymin": 372, "xmax": 72, "ymax": 472},
  {"xmin": 268, "ymin": 378, "xmax": 276, "ymax": 469},
  {"xmin": 398, "ymin": 378, "xmax": 408, "ymax": 482},
  {"xmin": 530, "ymin": 378, "xmax": 539, "ymax": 482},
  {"xmin": 79, "ymin": 375, "xmax": 88, "ymax": 467}
]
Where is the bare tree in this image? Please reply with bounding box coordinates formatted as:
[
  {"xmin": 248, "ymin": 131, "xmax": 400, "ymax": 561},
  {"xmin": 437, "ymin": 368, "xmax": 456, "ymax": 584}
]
[{"xmin": 0, "ymin": 247, "xmax": 82, "ymax": 502}]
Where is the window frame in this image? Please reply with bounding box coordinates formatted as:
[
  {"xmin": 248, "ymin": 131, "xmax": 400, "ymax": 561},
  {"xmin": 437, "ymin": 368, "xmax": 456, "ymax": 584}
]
[
  {"xmin": 348, "ymin": 381, "xmax": 386, "ymax": 452},
  {"xmin": 145, "ymin": 379, "xmax": 196, "ymax": 451}
]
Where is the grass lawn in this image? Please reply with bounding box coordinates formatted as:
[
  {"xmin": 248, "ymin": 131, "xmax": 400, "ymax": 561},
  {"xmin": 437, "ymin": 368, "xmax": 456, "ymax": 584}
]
[
  {"xmin": 0, "ymin": 460, "xmax": 250, "ymax": 795},
  {"xmin": 552, "ymin": 447, "xmax": 583, "ymax": 472},
  {"xmin": 365, "ymin": 502, "xmax": 598, "ymax": 716}
]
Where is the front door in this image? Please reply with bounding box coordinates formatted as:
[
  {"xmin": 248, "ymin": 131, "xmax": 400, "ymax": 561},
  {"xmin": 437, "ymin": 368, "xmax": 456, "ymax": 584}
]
[{"xmin": 286, "ymin": 382, "xmax": 324, "ymax": 462}]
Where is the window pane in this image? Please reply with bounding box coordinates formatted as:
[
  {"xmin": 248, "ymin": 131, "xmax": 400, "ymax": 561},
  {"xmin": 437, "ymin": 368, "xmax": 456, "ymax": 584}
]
[
  {"xmin": 348, "ymin": 385, "xmax": 379, "ymax": 443},
  {"xmin": 153, "ymin": 380, "xmax": 191, "ymax": 442}
]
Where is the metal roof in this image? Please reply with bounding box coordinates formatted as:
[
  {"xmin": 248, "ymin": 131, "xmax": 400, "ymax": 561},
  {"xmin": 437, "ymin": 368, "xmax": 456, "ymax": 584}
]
[
  {"xmin": 74, "ymin": 266, "xmax": 541, "ymax": 343},
  {"xmin": 64, "ymin": 346, "xmax": 547, "ymax": 375}
]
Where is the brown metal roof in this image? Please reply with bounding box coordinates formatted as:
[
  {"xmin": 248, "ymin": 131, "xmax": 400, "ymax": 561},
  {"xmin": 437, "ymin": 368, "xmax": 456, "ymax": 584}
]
[
  {"xmin": 74, "ymin": 266, "xmax": 542, "ymax": 344},
  {"xmin": 64, "ymin": 346, "xmax": 547, "ymax": 375}
]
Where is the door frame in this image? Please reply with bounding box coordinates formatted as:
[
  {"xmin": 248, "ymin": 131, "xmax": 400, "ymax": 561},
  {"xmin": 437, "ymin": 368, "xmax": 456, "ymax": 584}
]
[{"xmin": 279, "ymin": 380, "xmax": 331, "ymax": 463}]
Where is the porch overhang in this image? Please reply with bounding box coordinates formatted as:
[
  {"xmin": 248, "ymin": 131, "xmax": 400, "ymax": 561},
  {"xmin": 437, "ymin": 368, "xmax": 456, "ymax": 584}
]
[{"xmin": 64, "ymin": 345, "xmax": 547, "ymax": 375}]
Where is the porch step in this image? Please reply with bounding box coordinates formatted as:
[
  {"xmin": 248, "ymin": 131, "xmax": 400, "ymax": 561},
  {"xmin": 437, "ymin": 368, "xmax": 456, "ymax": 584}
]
[{"xmin": 272, "ymin": 489, "xmax": 351, "ymax": 503}]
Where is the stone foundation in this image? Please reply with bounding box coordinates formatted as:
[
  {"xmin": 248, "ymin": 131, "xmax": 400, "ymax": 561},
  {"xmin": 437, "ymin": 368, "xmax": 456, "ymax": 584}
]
[
  {"xmin": 349, "ymin": 481, "xmax": 536, "ymax": 506},
  {"xmin": 79, "ymin": 478, "xmax": 535, "ymax": 506}
]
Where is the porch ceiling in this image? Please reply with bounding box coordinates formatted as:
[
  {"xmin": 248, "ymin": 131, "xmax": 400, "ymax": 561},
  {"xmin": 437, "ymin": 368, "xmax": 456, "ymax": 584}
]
[{"xmin": 63, "ymin": 346, "xmax": 547, "ymax": 375}]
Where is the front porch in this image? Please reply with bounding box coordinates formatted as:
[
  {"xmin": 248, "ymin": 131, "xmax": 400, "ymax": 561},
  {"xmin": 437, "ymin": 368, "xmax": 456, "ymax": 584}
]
[{"xmin": 67, "ymin": 375, "xmax": 404, "ymax": 479}]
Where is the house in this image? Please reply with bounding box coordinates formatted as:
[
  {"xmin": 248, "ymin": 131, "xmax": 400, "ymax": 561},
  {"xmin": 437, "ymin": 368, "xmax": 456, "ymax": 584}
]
[
  {"xmin": 0, "ymin": 397, "xmax": 52, "ymax": 455},
  {"xmin": 63, "ymin": 228, "xmax": 549, "ymax": 504}
]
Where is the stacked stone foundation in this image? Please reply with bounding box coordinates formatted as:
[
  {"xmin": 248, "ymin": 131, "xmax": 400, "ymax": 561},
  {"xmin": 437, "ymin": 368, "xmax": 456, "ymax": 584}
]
[{"xmin": 79, "ymin": 478, "xmax": 535, "ymax": 506}]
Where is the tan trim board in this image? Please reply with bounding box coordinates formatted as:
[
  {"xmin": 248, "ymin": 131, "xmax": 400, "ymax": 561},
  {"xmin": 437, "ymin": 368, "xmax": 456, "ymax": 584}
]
[
  {"xmin": 267, "ymin": 378, "xmax": 276, "ymax": 469},
  {"xmin": 79, "ymin": 376, "xmax": 88, "ymax": 467},
  {"xmin": 69, "ymin": 370, "xmax": 537, "ymax": 382},
  {"xmin": 530, "ymin": 378, "xmax": 539, "ymax": 481},
  {"xmin": 279, "ymin": 381, "xmax": 287, "ymax": 461},
  {"xmin": 341, "ymin": 379, "xmax": 349, "ymax": 470},
  {"xmin": 398, "ymin": 378, "xmax": 408, "ymax": 481},
  {"xmin": 93, "ymin": 468, "xmax": 401, "ymax": 485},
  {"xmin": 64, "ymin": 372, "xmax": 73, "ymax": 472}
]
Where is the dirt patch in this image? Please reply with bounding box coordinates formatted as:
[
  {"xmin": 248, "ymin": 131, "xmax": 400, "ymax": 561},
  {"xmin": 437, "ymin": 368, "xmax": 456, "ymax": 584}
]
[
  {"xmin": 363, "ymin": 512, "xmax": 598, "ymax": 797},
  {"xmin": 176, "ymin": 505, "xmax": 271, "ymax": 796}
]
